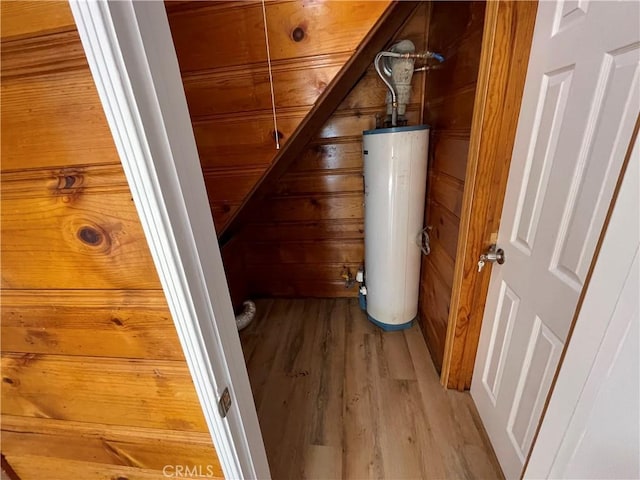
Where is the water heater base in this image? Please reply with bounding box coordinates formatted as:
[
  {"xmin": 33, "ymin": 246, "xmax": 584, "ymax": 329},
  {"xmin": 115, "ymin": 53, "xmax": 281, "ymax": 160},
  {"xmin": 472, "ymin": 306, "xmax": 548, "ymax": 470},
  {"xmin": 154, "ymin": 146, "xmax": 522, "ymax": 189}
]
[{"xmin": 367, "ymin": 314, "xmax": 414, "ymax": 332}]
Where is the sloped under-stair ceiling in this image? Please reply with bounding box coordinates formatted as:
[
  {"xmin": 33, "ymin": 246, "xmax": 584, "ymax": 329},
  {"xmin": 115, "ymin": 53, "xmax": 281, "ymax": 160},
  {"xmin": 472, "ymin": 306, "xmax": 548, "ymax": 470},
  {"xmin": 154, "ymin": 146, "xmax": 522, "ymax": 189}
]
[
  {"xmin": 243, "ymin": 4, "xmax": 431, "ymax": 297},
  {"xmin": 166, "ymin": 0, "xmax": 390, "ymax": 230},
  {"xmin": 167, "ymin": 2, "xmax": 432, "ymax": 300}
]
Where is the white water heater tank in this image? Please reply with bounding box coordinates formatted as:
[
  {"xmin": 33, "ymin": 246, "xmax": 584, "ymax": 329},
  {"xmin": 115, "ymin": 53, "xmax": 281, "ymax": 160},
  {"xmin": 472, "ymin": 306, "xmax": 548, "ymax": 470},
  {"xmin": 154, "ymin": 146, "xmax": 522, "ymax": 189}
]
[{"xmin": 363, "ymin": 125, "xmax": 429, "ymax": 330}]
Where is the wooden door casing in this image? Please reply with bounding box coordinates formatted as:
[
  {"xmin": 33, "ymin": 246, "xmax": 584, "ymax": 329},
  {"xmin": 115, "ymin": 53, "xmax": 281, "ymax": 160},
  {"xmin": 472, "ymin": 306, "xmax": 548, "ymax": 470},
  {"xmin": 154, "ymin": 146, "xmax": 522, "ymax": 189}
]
[
  {"xmin": 441, "ymin": 1, "xmax": 538, "ymax": 390},
  {"xmin": 418, "ymin": 1, "xmax": 487, "ymax": 373}
]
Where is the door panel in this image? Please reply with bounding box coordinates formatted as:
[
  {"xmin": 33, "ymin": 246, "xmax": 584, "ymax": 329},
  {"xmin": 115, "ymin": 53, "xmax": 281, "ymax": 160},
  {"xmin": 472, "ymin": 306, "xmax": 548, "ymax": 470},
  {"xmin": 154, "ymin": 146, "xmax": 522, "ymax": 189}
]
[
  {"xmin": 551, "ymin": 44, "xmax": 640, "ymax": 289},
  {"xmin": 471, "ymin": 1, "xmax": 640, "ymax": 478},
  {"xmin": 511, "ymin": 66, "xmax": 573, "ymax": 255},
  {"xmin": 506, "ymin": 317, "xmax": 562, "ymax": 460},
  {"xmin": 525, "ymin": 141, "xmax": 639, "ymax": 479}
]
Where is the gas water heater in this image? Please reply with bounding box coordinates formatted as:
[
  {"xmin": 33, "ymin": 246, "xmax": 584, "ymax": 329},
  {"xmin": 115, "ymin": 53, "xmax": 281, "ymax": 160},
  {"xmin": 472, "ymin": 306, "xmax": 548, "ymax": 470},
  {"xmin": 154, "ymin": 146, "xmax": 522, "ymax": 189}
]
[
  {"xmin": 361, "ymin": 40, "xmax": 442, "ymax": 331},
  {"xmin": 363, "ymin": 126, "xmax": 429, "ymax": 330}
]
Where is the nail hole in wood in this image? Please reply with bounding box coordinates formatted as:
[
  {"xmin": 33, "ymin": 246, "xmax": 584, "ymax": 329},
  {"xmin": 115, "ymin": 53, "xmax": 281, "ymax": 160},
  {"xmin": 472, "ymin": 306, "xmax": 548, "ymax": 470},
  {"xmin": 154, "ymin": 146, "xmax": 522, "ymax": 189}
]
[
  {"xmin": 64, "ymin": 176, "xmax": 76, "ymax": 188},
  {"xmin": 292, "ymin": 26, "xmax": 305, "ymax": 42},
  {"xmin": 78, "ymin": 226, "xmax": 103, "ymax": 246}
]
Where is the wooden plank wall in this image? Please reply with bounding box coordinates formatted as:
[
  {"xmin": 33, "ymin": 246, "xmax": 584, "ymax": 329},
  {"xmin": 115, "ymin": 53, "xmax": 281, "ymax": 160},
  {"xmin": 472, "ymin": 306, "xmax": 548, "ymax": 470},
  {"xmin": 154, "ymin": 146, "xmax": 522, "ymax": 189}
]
[
  {"xmin": 243, "ymin": 4, "xmax": 431, "ymax": 298},
  {"xmin": 166, "ymin": 0, "xmax": 390, "ymax": 232},
  {"xmin": 418, "ymin": 1, "xmax": 486, "ymax": 372},
  {"xmin": 0, "ymin": 2, "xmax": 220, "ymax": 478}
]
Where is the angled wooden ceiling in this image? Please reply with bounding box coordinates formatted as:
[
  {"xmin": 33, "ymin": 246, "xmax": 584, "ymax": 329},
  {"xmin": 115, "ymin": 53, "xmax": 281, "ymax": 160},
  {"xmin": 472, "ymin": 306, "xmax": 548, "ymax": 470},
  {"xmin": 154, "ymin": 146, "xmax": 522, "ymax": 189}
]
[
  {"xmin": 166, "ymin": 1, "xmax": 419, "ymax": 246},
  {"xmin": 217, "ymin": 1, "xmax": 420, "ymax": 245}
]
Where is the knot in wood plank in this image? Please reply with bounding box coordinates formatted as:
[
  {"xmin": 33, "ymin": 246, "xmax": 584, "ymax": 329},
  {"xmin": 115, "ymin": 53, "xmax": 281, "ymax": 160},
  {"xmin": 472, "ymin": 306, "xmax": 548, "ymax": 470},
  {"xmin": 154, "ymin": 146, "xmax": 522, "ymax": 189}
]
[{"xmin": 291, "ymin": 26, "xmax": 305, "ymax": 42}]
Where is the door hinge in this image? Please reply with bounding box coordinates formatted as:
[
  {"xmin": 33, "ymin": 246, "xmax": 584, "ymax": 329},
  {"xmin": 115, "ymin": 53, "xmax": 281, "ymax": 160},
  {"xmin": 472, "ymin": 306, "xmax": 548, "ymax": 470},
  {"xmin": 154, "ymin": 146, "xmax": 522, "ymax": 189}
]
[{"xmin": 218, "ymin": 387, "xmax": 232, "ymax": 418}]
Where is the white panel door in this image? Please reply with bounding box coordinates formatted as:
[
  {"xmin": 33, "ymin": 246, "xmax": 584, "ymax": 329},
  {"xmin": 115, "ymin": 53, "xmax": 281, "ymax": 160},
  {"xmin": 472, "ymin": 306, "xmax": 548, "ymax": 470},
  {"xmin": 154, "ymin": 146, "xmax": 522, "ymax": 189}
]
[
  {"xmin": 470, "ymin": 1, "xmax": 640, "ymax": 478},
  {"xmin": 525, "ymin": 143, "xmax": 639, "ymax": 479}
]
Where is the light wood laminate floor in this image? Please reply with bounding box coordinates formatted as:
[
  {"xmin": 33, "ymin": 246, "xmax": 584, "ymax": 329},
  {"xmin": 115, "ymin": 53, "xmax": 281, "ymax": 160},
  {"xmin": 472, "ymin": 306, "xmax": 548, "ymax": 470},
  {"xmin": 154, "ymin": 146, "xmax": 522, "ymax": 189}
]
[{"xmin": 240, "ymin": 298, "xmax": 503, "ymax": 479}]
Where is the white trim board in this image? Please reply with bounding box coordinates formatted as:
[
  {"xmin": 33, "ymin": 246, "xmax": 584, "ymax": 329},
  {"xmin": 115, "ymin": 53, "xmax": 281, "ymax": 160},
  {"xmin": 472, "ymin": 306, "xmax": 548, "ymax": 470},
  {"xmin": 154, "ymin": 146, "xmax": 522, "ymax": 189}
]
[{"xmin": 68, "ymin": 2, "xmax": 270, "ymax": 479}]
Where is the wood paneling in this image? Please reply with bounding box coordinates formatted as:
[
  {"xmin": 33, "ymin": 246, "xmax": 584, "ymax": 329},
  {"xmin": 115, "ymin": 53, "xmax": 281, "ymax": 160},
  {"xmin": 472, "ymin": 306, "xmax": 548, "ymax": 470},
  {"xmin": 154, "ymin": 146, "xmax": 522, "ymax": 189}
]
[
  {"xmin": 419, "ymin": 261, "xmax": 452, "ymax": 372},
  {"xmin": 431, "ymin": 172, "xmax": 465, "ymax": 218},
  {"xmin": 316, "ymin": 108, "xmax": 420, "ymax": 140},
  {"xmin": 274, "ymin": 172, "xmax": 363, "ymax": 196},
  {"xmin": 4, "ymin": 455, "xmax": 222, "ymax": 480},
  {"xmin": 245, "ymin": 240, "xmax": 363, "ymax": 265},
  {"xmin": 1, "ymin": 70, "xmax": 119, "ymax": 171},
  {"xmin": 0, "ymin": 4, "xmax": 219, "ymax": 477},
  {"xmin": 168, "ymin": 1, "xmax": 390, "ymax": 73},
  {"xmin": 209, "ymin": 203, "xmax": 240, "ymax": 230},
  {"xmin": 221, "ymin": 235, "xmax": 249, "ymax": 311},
  {"xmin": 425, "ymin": 86, "xmax": 477, "ymax": 131},
  {"xmin": 204, "ymin": 168, "xmax": 264, "ymax": 204},
  {"xmin": 243, "ymin": 219, "xmax": 364, "ymax": 242},
  {"xmin": 427, "ymin": 28, "xmax": 485, "ymax": 101},
  {"xmin": 0, "ymin": 30, "xmax": 87, "ymax": 80},
  {"xmin": 1, "ymin": 166, "xmax": 161, "ymax": 290},
  {"xmin": 1, "ymin": 291, "xmax": 182, "ymax": 360},
  {"xmin": 336, "ymin": 70, "xmax": 425, "ymax": 111},
  {"xmin": 165, "ymin": 0, "xmax": 256, "ymax": 16},
  {"xmin": 167, "ymin": 0, "xmax": 393, "ymax": 235},
  {"xmin": 1, "ymin": 416, "xmax": 217, "ymax": 470},
  {"xmin": 218, "ymin": 2, "xmax": 420, "ymax": 242},
  {"xmin": 0, "ymin": 1, "xmax": 75, "ymax": 40},
  {"xmin": 418, "ymin": 1, "xmax": 486, "ymax": 372},
  {"xmin": 194, "ymin": 112, "xmax": 304, "ymax": 173},
  {"xmin": 243, "ymin": 4, "xmax": 431, "ymax": 297},
  {"xmin": 443, "ymin": 1, "xmax": 538, "ymax": 390},
  {"xmin": 424, "ymin": 240, "xmax": 456, "ymax": 291},
  {"xmin": 248, "ymin": 263, "xmax": 362, "ymax": 283},
  {"xmin": 250, "ymin": 278, "xmax": 359, "ymax": 298},
  {"xmin": 431, "ymin": 133, "xmax": 471, "ymax": 182},
  {"xmin": 289, "ymin": 142, "xmax": 364, "ymax": 173},
  {"xmin": 259, "ymin": 194, "xmax": 363, "ymax": 222},
  {"xmin": 426, "ymin": 1, "xmax": 486, "ymax": 54},
  {"xmin": 1, "ymin": 354, "xmax": 207, "ymax": 431},
  {"xmin": 183, "ymin": 54, "xmax": 349, "ymax": 117},
  {"xmin": 427, "ymin": 201, "xmax": 461, "ymax": 261}
]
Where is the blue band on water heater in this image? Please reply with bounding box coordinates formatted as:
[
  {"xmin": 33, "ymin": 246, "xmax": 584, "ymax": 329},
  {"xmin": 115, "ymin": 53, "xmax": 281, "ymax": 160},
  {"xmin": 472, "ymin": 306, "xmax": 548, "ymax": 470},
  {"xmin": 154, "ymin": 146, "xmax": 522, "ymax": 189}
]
[
  {"xmin": 363, "ymin": 124, "xmax": 430, "ymax": 136},
  {"xmin": 367, "ymin": 314, "xmax": 414, "ymax": 332}
]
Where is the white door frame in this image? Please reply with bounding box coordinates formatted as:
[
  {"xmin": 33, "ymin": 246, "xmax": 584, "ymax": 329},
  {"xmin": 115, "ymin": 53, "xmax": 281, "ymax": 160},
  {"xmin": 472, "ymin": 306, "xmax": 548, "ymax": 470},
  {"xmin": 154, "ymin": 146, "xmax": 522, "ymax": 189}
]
[{"xmin": 69, "ymin": 1, "xmax": 270, "ymax": 479}]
